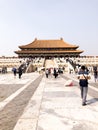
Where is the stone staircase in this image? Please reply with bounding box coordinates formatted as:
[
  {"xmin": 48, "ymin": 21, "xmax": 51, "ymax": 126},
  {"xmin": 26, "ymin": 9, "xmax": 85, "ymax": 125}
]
[{"xmin": 45, "ymin": 59, "xmax": 58, "ymax": 69}]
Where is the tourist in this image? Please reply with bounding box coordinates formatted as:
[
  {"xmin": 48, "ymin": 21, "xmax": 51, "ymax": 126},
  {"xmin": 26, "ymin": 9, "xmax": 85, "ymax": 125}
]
[
  {"xmin": 93, "ymin": 66, "xmax": 98, "ymax": 82},
  {"xmin": 45, "ymin": 69, "xmax": 49, "ymax": 78},
  {"xmin": 53, "ymin": 68, "xmax": 58, "ymax": 78},
  {"xmin": 18, "ymin": 67, "xmax": 23, "ymax": 79},
  {"xmin": 12, "ymin": 67, "xmax": 17, "ymax": 78},
  {"xmin": 77, "ymin": 65, "xmax": 91, "ymax": 106}
]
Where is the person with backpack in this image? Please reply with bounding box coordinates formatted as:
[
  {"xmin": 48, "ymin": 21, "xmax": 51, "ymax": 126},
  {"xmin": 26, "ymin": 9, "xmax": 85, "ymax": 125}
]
[{"xmin": 77, "ymin": 65, "xmax": 91, "ymax": 106}]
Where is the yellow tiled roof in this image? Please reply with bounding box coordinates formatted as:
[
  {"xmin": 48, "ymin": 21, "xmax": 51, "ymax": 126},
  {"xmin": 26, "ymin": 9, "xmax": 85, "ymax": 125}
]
[{"xmin": 19, "ymin": 38, "xmax": 78, "ymax": 49}]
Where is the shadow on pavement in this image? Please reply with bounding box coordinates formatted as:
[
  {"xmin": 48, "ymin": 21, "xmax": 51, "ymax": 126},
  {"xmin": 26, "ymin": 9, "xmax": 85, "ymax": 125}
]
[{"xmin": 87, "ymin": 98, "xmax": 98, "ymax": 105}]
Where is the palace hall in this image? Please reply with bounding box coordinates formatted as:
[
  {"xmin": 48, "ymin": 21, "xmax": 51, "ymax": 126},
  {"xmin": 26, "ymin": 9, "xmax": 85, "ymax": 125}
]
[{"xmin": 15, "ymin": 38, "xmax": 83, "ymax": 58}]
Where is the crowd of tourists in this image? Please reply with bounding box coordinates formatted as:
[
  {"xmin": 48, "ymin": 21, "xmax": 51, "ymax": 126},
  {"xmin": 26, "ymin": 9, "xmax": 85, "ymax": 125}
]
[{"xmin": 45, "ymin": 68, "xmax": 63, "ymax": 78}]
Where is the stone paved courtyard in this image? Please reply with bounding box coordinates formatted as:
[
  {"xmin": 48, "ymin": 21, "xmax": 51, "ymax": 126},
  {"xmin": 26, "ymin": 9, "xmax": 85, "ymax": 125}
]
[{"xmin": 0, "ymin": 72, "xmax": 98, "ymax": 130}]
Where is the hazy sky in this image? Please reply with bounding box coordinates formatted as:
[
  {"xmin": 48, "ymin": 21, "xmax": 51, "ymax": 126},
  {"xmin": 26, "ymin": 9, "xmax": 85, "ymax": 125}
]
[{"xmin": 0, "ymin": 0, "xmax": 98, "ymax": 56}]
